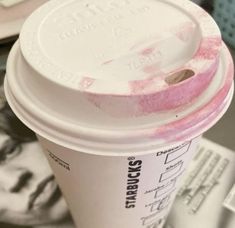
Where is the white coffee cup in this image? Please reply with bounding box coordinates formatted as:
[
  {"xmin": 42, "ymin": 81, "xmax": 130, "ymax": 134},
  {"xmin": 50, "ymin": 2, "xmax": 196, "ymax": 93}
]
[{"xmin": 4, "ymin": 0, "xmax": 234, "ymax": 227}]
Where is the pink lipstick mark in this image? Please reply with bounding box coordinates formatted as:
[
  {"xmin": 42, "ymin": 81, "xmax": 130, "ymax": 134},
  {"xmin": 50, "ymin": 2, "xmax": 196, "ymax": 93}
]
[
  {"xmin": 140, "ymin": 47, "xmax": 155, "ymax": 56},
  {"xmin": 138, "ymin": 54, "xmax": 219, "ymax": 115},
  {"xmin": 143, "ymin": 63, "xmax": 162, "ymax": 74},
  {"xmin": 153, "ymin": 52, "xmax": 234, "ymax": 141},
  {"xmin": 194, "ymin": 37, "xmax": 221, "ymax": 60},
  {"xmin": 129, "ymin": 77, "xmax": 156, "ymax": 94},
  {"xmin": 173, "ymin": 21, "xmax": 196, "ymax": 42},
  {"xmin": 79, "ymin": 77, "xmax": 95, "ymax": 90}
]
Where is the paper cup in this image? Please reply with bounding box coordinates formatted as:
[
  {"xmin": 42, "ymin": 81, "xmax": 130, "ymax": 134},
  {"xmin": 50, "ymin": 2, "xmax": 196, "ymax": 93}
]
[
  {"xmin": 37, "ymin": 134, "xmax": 202, "ymax": 228},
  {"xmin": 4, "ymin": 0, "xmax": 234, "ymax": 227}
]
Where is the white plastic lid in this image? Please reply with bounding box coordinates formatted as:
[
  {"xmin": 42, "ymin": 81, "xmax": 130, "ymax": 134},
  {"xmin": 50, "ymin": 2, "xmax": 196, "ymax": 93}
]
[{"xmin": 5, "ymin": 0, "xmax": 234, "ymax": 153}]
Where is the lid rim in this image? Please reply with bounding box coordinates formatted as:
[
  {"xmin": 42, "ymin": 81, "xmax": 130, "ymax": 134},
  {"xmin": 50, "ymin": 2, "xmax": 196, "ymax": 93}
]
[
  {"xmin": 5, "ymin": 79, "xmax": 234, "ymax": 154},
  {"xmin": 5, "ymin": 42, "xmax": 234, "ymax": 149}
]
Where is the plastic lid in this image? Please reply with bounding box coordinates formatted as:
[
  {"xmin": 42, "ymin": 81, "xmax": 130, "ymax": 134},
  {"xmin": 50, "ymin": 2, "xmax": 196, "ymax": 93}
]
[
  {"xmin": 5, "ymin": 0, "xmax": 234, "ymax": 153},
  {"xmin": 20, "ymin": 0, "xmax": 221, "ymax": 94}
]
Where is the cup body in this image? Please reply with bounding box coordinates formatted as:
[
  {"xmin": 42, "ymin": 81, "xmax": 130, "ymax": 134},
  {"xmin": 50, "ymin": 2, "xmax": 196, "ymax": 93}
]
[{"xmin": 38, "ymin": 135, "xmax": 201, "ymax": 228}]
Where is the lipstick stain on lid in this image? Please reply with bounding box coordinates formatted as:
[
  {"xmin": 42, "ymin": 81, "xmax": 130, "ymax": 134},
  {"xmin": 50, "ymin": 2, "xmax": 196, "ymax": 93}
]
[
  {"xmin": 138, "ymin": 60, "xmax": 217, "ymax": 115},
  {"xmin": 194, "ymin": 37, "xmax": 221, "ymax": 60},
  {"xmin": 153, "ymin": 54, "xmax": 234, "ymax": 141},
  {"xmin": 143, "ymin": 63, "xmax": 162, "ymax": 74},
  {"xmin": 172, "ymin": 21, "xmax": 196, "ymax": 42},
  {"xmin": 79, "ymin": 77, "xmax": 95, "ymax": 90},
  {"xmin": 129, "ymin": 77, "xmax": 156, "ymax": 94},
  {"xmin": 140, "ymin": 47, "xmax": 155, "ymax": 56}
]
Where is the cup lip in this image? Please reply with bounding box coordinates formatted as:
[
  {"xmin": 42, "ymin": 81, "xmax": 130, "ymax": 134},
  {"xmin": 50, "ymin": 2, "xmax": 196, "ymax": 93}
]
[{"xmin": 4, "ymin": 41, "xmax": 234, "ymax": 154}]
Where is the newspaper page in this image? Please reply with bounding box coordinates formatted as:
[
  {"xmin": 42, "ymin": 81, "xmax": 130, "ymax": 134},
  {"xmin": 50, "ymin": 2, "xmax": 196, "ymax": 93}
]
[
  {"xmin": 0, "ymin": 38, "xmax": 75, "ymax": 228},
  {"xmin": 165, "ymin": 138, "xmax": 235, "ymax": 228}
]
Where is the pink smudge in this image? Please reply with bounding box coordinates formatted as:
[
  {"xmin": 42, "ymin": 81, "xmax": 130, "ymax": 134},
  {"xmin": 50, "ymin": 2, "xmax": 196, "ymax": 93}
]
[
  {"xmin": 173, "ymin": 21, "xmax": 196, "ymax": 42},
  {"xmin": 153, "ymin": 52, "xmax": 234, "ymax": 141},
  {"xmin": 87, "ymin": 93, "xmax": 139, "ymax": 118},
  {"xmin": 138, "ymin": 57, "xmax": 219, "ymax": 114},
  {"xmin": 140, "ymin": 47, "xmax": 155, "ymax": 56},
  {"xmin": 194, "ymin": 37, "xmax": 221, "ymax": 60},
  {"xmin": 79, "ymin": 77, "xmax": 95, "ymax": 90},
  {"xmin": 143, "ymin": 63, "xmax": 161, "ymax": 74},
  {"xmin": 84, "ymin": 46, "xmax": 233, "ymax": 122},
  {"xmin": 157, "ymin": 96, "xmax": 228, "ymax": 142},
  {"xmin": 129, "ymin": 77, "xmax": 156, "ymax": 94}
]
